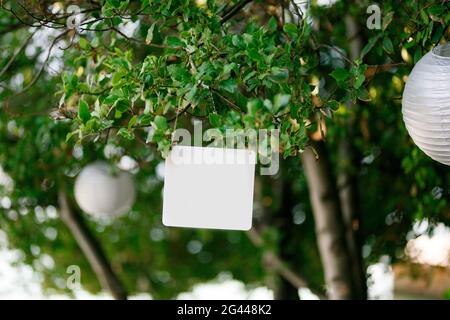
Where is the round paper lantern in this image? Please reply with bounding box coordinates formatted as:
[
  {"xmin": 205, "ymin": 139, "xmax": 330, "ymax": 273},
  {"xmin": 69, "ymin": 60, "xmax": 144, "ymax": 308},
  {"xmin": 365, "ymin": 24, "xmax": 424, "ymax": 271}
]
[
  {"xmin": 74, "ymin": 162, "xmax": 135, "ymax": 217},
  {"xmin": 402, "ymin": 42, "xmax": 450, "ymax": 165}
]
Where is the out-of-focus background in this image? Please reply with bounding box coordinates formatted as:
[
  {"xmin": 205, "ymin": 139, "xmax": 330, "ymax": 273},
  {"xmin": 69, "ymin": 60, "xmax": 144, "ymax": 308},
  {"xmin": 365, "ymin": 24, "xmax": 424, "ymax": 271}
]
[{"xmin": 0, "ymin": 0, "xmax": 449, "ymax": 300}]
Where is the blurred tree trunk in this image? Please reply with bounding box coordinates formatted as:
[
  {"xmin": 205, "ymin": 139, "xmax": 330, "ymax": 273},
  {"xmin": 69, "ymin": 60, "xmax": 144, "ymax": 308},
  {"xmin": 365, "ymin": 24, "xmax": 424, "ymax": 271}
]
[
  {"xmin": 301, "ymin": 141, "xmax": 354, "ymax": 299},
  {"xmin": 253, "ymin": 174, "xmax": 299, "ymax": 299},
  {"xmin": 58, "ymin": 191, "xmax": 127, "ymax": 300},
  {"xmin": 253, "ymin": 173, "xmax": 322, "ymax": 299},
  {"xmin": 274, "ymin": 168, "xmax": 301, "ymax": 299},
  {"xmin": 335, "ymin": 15, "xmax": 366, "ymax": 299}
]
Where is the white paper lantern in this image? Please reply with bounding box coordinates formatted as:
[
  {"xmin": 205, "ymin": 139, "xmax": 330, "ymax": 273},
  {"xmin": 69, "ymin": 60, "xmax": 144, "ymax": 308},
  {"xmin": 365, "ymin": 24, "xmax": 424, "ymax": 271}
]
[
  {"xmin": 74, "ymin": 162, "xmax": 135, "ymax": 217},
  {"xmin": 402, "ymin": 42, "xmax": 450, "ymax": 165}
]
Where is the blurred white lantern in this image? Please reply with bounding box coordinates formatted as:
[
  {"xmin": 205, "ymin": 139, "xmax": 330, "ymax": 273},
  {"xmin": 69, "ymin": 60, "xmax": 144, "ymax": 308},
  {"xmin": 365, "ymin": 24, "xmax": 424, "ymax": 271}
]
[
  {"xmin": 74, "ymin": 162, "xmax": 135, "ymax": 217},
  {"xmin": 402, "ymin": 42, "xmax": 450, "ymax": 165}
]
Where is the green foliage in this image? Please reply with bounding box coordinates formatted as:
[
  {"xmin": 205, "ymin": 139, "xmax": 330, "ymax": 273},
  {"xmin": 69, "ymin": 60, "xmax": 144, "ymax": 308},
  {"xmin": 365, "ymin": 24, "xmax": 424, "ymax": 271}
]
[{"xmin": 444, "ymin": 289, "xmax": 450, "ymax": 300}]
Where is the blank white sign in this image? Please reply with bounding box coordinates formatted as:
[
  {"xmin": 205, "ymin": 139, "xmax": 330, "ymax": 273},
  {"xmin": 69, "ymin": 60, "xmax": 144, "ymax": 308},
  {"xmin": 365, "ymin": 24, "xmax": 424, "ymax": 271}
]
[{"xmin": 162, "ymin": 146, "xmax": 256, "ymax": 230}]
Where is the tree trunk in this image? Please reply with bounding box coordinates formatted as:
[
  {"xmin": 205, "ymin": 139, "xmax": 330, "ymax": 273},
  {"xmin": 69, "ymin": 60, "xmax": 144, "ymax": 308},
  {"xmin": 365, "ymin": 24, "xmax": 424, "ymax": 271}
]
[
  {"xmin": 58, "ymin": 191, "xmax": 127, "ymax": 300},
  {"xmin": 274, "ymin": 172, "xmax": 301, "ymax": 299},
  {"xmin": 337, "ymin": 140, "xmax": 366, "ymax": 299},
  {"xmin": 251, "ymin": 175, "xmax": 325, "ymax": 299},
  {"xmin": 335, "ymin": 15, "xmax": 367, "ymax": 299},
  {"xmin": 301, "ymin": 141, "xmax": 354, "ymax": 299}
]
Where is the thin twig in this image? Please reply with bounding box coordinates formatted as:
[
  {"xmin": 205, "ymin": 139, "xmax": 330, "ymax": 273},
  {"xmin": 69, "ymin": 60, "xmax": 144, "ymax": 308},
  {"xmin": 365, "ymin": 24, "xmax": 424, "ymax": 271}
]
[
  {"xmin": 12, "ymin": 29, "xmax": 69, "ymax": 96},
  {"xmin": 0, "ymin": 22, "xmax": 27, "ymax": 36},
  {"xmin": 0, "ymin": 30, "xmax": 36, "ymax": 79},
  {"xmin": 221, "ymin": 0, "xmax": 253, "ymax": 25},
  {"xmin": 316, "ymin": 44, "xmax": 356, "ymax": 66},
  {"xmin": 210, "ymin": 88, "xmax": 243, "ymax": 114},
  {"xmin": 3, "ymin": 6, "xmax": 43, "ymax": 28},
  {"xmin": 168, "ymin": 103, "xmax": 192, "ymax": 122},
  {"xmin": 246, "ymin": 228, "xmax": 326, "ymax": 299},
  {"xmin": 110, "ymin": 26, "xmax": 172, "ymax": 49},
  {"xmin": 78, "ymin": 86, "xmax": 113, "ymax": 96},
  {"xmin": 290, "ymin": 0, "xmax": 304, "ymax": 20},
  {"xmin": 17, "ymin": 2, "xmax": 66, "ymax": 27}
]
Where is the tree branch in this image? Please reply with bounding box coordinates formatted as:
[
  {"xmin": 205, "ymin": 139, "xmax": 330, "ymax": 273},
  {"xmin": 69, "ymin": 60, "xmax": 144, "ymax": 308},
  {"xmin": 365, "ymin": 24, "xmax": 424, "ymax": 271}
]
[
  {"xmin": 221, "ymin": 0, "xmax": 253, "ymax": 25},
  {"xmin": 246, "ymin": 228, "xmax": 326, "ymax": 299},
  {"xmin": 0, "ymin": 30, "xmax": 36, "ymax": 79},
  {"xmin": 11, "ymin": 29, "xmax": 69, "ymax": 96},
  {"xmin": 0, "ymin": 22, "xmax": 27, "ymax": 36},
  {"xmin": 58, "ymin": 191, "xmax": 127, "ymax": 300},
  {"xmin": 109, "ymin": 26, "xmax": 172, "ymax": 49},
  {"xmin": 210, "ymin": 88, "xmax": 244, "ymax": 114}
]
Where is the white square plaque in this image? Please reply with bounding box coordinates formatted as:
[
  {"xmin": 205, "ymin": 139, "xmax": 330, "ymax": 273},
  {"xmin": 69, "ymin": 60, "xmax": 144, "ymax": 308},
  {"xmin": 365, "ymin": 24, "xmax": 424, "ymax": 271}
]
[{"xmin": 162, "ymin": 146, "xmax": 256, "ymax": 230}]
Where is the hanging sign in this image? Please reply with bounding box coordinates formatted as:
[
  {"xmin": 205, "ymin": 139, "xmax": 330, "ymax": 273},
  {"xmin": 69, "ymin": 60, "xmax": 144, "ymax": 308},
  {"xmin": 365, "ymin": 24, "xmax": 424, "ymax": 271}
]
[{"xmin": 162, "ymin": 146, "xmax": 256, "ymax": 231}]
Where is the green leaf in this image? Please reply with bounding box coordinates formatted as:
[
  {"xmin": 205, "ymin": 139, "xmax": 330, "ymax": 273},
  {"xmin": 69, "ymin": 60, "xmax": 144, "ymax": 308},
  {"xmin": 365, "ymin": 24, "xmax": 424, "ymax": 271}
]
[
  {"xmin": 117, "ymin": 128, "xmax": 134, "ymax": 140},
  {"xmin": 114, "ymin": 98, "xmax": 131, "ymax": 112},
  {"xmin": 166, "ymin": 36, "xmax": 184, "ymax": 47},
  {"xmin": 186, "ymin": 86, "xmax": 198, "ymax": 103},
  {"xmin": 382, "ymin": 37, "xmax": 394, "ymax": 54},
  {"xmin": 327, "ymin": 100, "xmax": 340, "ymax": 111},
  {"xmin": 263, "ymin": 99, "xmax": 273, "ymax": 112},
  {"xmin": 360, "ymin": 34, "xmax": 381, "ymax": 59},
  {"xmin": 330, "ymin": 68, "xmax": 351, "ymax": 82},
  {"xmin": 112, "ymin": 71, "xmax": 125, "ymax": 86},
  {"xmin": 420, "ymin": 9, "xmax": 429, "ymax": 24},
  {"xmin": 104, "ymin": 94, "xmax": 120, "ymax": 105},
  {"xmin": 428, "ymin": 5, "xmax": 445, "ymax": 16},
  {"xmin": 223, "ymin": 63, "xmax": 236, "ymax": 76},
  {"xmin": 128, "ymin": 115, "xmax": 138, "ymax": 129},
  {"xmin": 273, "ymin": 94, "xmax": 291, "ymax": 112},
  {"xmin": 208, "ymin": 113, "xmax": 221, "ymax": 128},
  {"xmin": 219, "ymin": 78, "xmax": 237, "ymax": 94},
  {"xmin": 247, "ymin": 48, "xmax": 261, "ymax": 62},
  {"xmin": 290, "ymin": 103, "xmax": 300, "ymax": 118},
  {"xmin": 153, "ymin": 115, "xmax": 168, "ymax": 131},
  {"xmin": 353, "ymin": 73, "xmax": 365, "ymax": 89},
  {"xmin": 167, "ymin": 64, "xmax": 190, "ymax": 83},
  {"xmin": 112, "ymin": 57, "xmax": 131, "ymax": 71},
  {"xmin": 84, "ymin": 118, "xmax": 100, "ymax": 132},
  {"xmin": 79, "ymin": 37, "xmax": 89, "ymax": 50},
  {"xmin": 78, "ymin": 99, "xmax": 91, "ymax": 123},
  {"xmin": 101, "ymin": 4, "xmax": 115, "ymax": 17},
  {"xmin": 231, "ymin": 35, "xmax": 243, "ymax": 48},
  {"xmin": 66, "ymin": 130, "xmax": 79, "ymax": 143},
  {"xmin": 63, "ymin": 74, "xmax": 78, "ymax": 97},
  {"xmin": 242, "ymin": 33, "xmax": 253, "ymax": 46},
  {"xmin": 357, "ymin": 87, "xmax": 370, "ymax": 102},
  {"xmin": 403, "ymin": 40, "xmax": 416, "ymax": 49},
  {"xmin": 107, "ymin": 0, "xmax": 121, "ymax": 8},
  {"xmin": 268, "ymin": 67, "xmax": 289, "ymax": 83},
  {"xmin": 382, "ymin": 12, "xmax": 394, "ymax": 31},
  {"xmin": 431, "ymin": 26, "xmax": 443, "ymax": 44},
  {"xmin": 413, "ymin": 47, "xmax": 422, "ymax": 64},
  {"xmin": 283, "ymin": 23, "xmax": 298, "ymax": 38},
  {"xmin": 157, "ymin": 139, "xmax": 171, "ymax": 158},
  {"xmin": 268, "ymin": 17, "xmax": 277, "ymax": 32},
  {"xmin": 247, "ymin": 99, "xmax": 263, "ymax": 116},
  {"xmin": 138, "ymin": 114, "xmax": 152, "ymax": 126}
]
